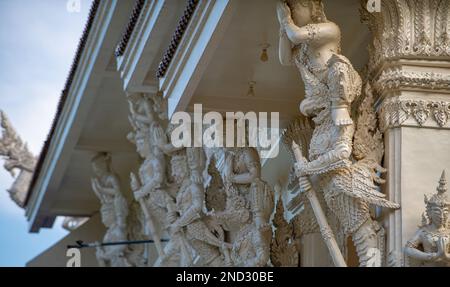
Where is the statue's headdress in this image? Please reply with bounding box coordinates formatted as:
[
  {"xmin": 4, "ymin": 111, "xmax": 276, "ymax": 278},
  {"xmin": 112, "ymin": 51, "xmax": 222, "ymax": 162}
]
[
  {"xmin": 285, "ymin": 0, "xmax": 327, "ymax": 23},
  {"xmin": 425, "ymin": 170, "xmax": 449, "ymax": 209},
  {"xmin": 91, "ymin": 152, "xmax": 112, "ymax": 167}
]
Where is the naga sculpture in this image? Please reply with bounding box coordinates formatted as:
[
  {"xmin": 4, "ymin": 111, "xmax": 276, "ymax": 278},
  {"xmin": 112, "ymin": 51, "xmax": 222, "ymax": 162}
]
[
  {"xmin": 405, "ymin": 171, "xmax": 450, "ymax": 267},
  {"xmin": 0, "ymin": 110, "xmax": 36, "ymax": 207},
  {"xmin": 91, "ymin": 152, "xmax": 131, "ymax": 267},
  {"xmin": 0, "ymin": 110, "xmax": 87, "ymax": 232},
  {"xmin": 277, "ymin": 0, "xmax": 399, "ymax": 266}
]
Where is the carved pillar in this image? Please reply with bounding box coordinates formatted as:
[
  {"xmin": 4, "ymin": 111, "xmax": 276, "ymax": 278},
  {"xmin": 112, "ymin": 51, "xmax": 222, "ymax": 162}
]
[{"xmin": 362, "ymin": 0, "xmax": 450, "ymax": 266}]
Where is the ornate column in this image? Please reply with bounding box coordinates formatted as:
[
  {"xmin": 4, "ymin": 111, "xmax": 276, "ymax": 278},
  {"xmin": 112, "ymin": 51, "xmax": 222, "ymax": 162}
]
[{"xmin": 361, "ymin": 0, "xmax": 450, "ymax": 266}]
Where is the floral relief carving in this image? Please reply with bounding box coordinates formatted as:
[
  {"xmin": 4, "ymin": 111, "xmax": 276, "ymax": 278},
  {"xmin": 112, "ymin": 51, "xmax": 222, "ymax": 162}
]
[
  {"xmin": 380, "ymin": 98, "xmax": 450, "ymax": 129},
  {"xmin": 374, "ymin": 68, "xmax": 450, "ymax": 95}
]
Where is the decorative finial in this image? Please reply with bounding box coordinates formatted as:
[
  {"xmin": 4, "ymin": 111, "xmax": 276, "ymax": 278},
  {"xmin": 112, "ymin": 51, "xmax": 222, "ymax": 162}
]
[
  {"xmin": 437, "ymin": 170, "xmax": 447, "ymax": 194},
  {"xmin": 426, "ymin": 170, "xmax": 449, "ymax": 208}
]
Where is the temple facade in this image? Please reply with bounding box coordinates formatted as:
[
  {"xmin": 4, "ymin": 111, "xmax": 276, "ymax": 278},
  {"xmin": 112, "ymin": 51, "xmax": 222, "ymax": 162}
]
[{"xmin": 2, "ymin": 0, "xmax": 450, "ymax": 267}]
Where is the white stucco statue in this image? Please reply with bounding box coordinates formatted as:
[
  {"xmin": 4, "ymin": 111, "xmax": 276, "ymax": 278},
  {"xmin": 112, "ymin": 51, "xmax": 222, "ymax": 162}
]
[
  {"xmin": 405, "ymin": 171, "xmax": 450, "ymax": 267},
  {"xmin": 0, "ymin": 111, "xmax": 86, "ymax": 232},
  {"xmin": 91, "ymin": 152, "xmax": 131, "ymax": 267},
  {"xmin": 277, "ymin": 0, "xmax": 399, "ymax": 266},
  {"xmin": 153, "ymin": 152, "xmax": 195, "ymax": 267},
  {"xmin": 158, "ymin": 148, "xmax": 231, "ymax": 267},
  {"xmin": 0, "ymin": 110, "xmax": 36, "ymax": 207},
  {"xmin": 212, "ymin": 147, "xmax": 274, "ymax": 267},
  {"xmin": 128, "ymin": 93, "xmax": 179, "ymax": 259},
  {"xmin": 130, "ymin": 127, "xmax": 169, "ymax": 259}
]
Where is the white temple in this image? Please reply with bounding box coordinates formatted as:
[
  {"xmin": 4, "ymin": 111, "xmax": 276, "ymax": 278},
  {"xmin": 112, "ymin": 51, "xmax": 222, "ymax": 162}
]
[{"xmin": 1, "ymin": 0, "xmax": 450, "ymax": 267}]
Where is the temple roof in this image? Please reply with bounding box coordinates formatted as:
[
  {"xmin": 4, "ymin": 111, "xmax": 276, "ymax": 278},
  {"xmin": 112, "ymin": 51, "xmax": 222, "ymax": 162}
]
[{"xmin": 25, "ymin": 0, "xmax": 101, "ymax": 207}]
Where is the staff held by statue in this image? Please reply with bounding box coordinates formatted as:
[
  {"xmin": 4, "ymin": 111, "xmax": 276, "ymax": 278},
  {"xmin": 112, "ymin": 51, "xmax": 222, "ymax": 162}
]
[
  {"xmin": 291, "ymin": 141, "xmax": 347, "ymax": 267},
  {"xmin": 130, "ymin": 172, "xmax": 165, "ymax": 259}
]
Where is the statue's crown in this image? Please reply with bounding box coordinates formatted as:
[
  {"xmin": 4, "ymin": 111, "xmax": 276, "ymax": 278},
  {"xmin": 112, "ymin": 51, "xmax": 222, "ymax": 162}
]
[{"xmin": 425, "ymin": 170, "xmax": 449, "ymax": 208}]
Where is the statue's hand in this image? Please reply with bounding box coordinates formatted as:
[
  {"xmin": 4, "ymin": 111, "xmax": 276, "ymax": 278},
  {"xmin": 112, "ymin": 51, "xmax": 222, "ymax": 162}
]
[
  {"xmin": 222, "ymin": 242, "xmax": 233, "ymax": 250},
  {"xmin": 168, "ymin": 212, "xmax": 178, "ymax": 224},
  {"xmin": 190, "ymin": 170, "xmax": 203, "ymax": 185},
  {"xmin": 294, "ymin": 160, "xmax": 308, "ymax": 177},
  {"xmin": 427, "ymin": 252, "xmax": 440, "ymax": 262},
  {"xmin": 134, "ymin": 190, "xmax": 146, "ymax": 200},
  {"xmin": 277, "ymin": 1, "xmax": 291, "ymax": 26},
  {"xmin": 205, "ymin": 208, "xmax": 215, "ymax": 217},
  {"xmin": 331, "ymin": 107, "xmax": 353, "ymax": 126},
  {"xmin": 437, "ymin": 237, "xmax": 449, "ymax": 260}
]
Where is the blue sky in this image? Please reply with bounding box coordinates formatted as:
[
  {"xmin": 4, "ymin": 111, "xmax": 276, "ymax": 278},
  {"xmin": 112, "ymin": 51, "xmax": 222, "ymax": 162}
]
[{"xmin": 0, "ymin": 0, "xmax": 92, "ymax": 267}]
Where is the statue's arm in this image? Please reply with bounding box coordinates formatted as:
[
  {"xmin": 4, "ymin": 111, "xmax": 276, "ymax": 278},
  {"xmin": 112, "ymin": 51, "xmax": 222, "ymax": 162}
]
[
  {"xmin": 100, "ymin": 175, "xmax": 121, "ymax": 196},
  {"xmin": 91, "ymin": 178, "xmax": 103, "ymax": 200},
  {"xmin": 282, "ymin": 19, "xmax": 309, "ymax": 46},
  {"xmin": 129, "ymin": 99, "xmax": 152, "ymax": 125},
  {"xmin": 404, "ymin": 231, "xmax": 438, "ymax": 262},
  {"xmin": 298, "ymin": 141, "xmax": 352, "ymax": 176},
  {"xmin": 230, "ymin": 151, "xmax": 261, "ymax": 184},
  {"xmin": 282, "ymin": 20, "xmax": 340, "ymax": 46},
  {"xmin": 132, "ymin": 113, "xmax": 151, "ymax": 125},
  {"xmin": 140, "ymin": 164, "xmax": 164, "ymax": 195},
  {"xmin": 151, "ymin": 123, "xmax": 183, "ymax": 155},
  {"xmin": 160, "ymin": 143, "xmax": 182, "ymax": 155},
  {"xmin": 279, "ymin": 29, "xmax": 293, "ymax": 66},
  {"xmin": 231, "ymin": 164, "xmax": 258, "ymax": 184},
  {"xmin": 174, "ymin": 183, "xmax": 203, "ymax": 227}
]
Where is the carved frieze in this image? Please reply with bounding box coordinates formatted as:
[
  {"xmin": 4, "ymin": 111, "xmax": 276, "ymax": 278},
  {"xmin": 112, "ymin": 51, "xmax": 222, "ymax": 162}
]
[
  {"xmin": 374, "ymin": 68, "xmax": 450, "ymax": 95},
  {"xmin": 380, "ymin": 97, "xmax": 450, "ymax": 130}
]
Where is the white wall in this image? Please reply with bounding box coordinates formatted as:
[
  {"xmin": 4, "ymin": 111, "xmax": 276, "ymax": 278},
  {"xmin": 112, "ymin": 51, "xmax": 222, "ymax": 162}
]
[{"xmin": 27, "ymin": 214, "xmax": 105, "ymax": 267}]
